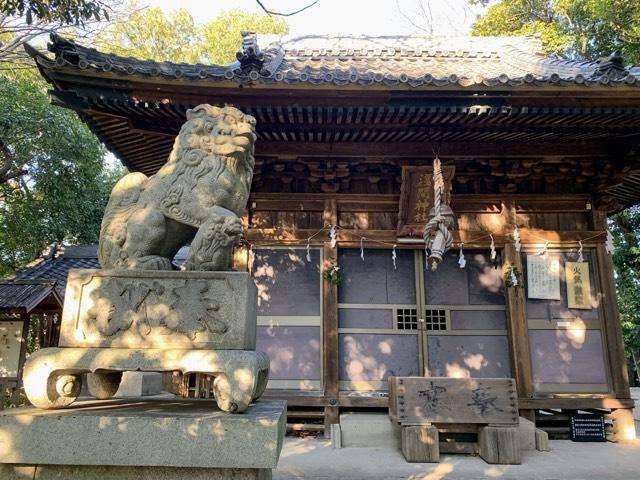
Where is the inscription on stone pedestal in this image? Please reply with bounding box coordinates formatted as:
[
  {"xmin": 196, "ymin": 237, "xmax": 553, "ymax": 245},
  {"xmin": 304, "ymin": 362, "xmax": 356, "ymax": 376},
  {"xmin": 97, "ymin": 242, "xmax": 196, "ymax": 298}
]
[{"xmin": 60, "ymin": 269, "xmax": 257, "ymax": 350}]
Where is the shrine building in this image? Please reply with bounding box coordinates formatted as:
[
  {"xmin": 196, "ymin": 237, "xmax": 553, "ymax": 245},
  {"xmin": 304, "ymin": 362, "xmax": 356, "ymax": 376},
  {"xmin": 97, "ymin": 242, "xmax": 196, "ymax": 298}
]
[{"xmin": 19, "ymin": 32, "xmax": 640, "ymax": 436}]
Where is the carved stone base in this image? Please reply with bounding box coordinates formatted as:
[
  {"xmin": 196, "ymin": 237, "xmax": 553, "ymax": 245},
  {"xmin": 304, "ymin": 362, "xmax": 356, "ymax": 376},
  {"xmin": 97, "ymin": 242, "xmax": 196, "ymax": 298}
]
[
  {"xmin": 23, "ymin": 347, "xmax": 269, "ymax": 412},
  {"xmin": 60, "ymin": 269, "xmax": 257, "ymax": 350}
]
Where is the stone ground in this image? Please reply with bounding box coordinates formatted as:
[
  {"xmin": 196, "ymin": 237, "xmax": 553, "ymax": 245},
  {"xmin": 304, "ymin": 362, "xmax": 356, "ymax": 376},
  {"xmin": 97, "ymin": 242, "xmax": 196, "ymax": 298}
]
[{"xmin": 274, "ymin": 427, "xmax": 640, "ymax": 480}]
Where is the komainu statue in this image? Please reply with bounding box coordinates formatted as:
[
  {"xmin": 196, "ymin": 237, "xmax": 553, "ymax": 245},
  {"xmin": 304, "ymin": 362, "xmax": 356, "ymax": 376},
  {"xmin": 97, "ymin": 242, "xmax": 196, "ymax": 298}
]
[
  {"xmin": 23, "ymin": 104, "xmax": 270, "ymax": 414},
  {"xmin": 98, "ymin": 104, "xmax": 256, "ymax": 271}
]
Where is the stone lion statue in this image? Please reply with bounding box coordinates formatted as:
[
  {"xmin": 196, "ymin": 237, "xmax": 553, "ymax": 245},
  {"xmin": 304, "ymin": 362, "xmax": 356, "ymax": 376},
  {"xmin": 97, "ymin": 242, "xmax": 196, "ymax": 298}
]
[{"xmin": 98, "ymin": 105, "xmax": 256, "ymax": 271}]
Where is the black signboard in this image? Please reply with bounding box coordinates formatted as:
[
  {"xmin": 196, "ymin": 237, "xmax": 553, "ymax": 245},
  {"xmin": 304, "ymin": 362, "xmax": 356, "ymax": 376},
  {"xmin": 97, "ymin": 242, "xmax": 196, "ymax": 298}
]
[{"xmin": 570, "ymin": 413, "xmax": 606, "ymax": 442}]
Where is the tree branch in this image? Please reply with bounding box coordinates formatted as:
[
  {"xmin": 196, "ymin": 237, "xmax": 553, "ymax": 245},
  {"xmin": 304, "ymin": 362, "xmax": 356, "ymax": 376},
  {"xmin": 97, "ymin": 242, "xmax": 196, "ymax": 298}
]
[
  {"xmin": 395, "ymin": 0, "xmax": 432, "ymax": 34},
  {"xmin": 254, "ymin": 0, "xmax": 320, "ymax": 17},
  {"xmin": 0, "ymin": 139, "xmax": 27, "ymax": 184}
]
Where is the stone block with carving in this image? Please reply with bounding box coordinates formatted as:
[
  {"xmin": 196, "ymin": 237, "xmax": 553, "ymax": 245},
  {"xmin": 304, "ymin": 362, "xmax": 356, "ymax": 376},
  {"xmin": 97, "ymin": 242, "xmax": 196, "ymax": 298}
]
[
  {"xmin": 60, "ymin": 269, "xmax": 257, "ymax": 349},
  {"xmin": 23, "ymin": 269, "xmax": 268, "ymax": 413}
]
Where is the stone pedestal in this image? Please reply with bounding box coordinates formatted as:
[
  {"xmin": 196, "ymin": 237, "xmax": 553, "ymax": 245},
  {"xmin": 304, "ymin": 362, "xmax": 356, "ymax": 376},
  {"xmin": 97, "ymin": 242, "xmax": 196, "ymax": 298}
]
[
  {"xmin": 0, "ymin": 398, "xmax": 286, "ymax": 479},
  {"xmin": 22, "ymin": 270, "xmax": 269, "ymax": 413}
]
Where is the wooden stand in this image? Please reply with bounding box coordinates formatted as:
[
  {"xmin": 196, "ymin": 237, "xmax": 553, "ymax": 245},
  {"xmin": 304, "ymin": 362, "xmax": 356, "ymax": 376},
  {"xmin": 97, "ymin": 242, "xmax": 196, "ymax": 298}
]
[
  {"xmin": 389, "ymin": 377, "xmax": 521, "ymax": 465},
  {"xmin": 401, "ymin": 425, "xmax": 440, "ymax": 463},
  {"xmin": 479, "ymin": 425, "xmax": 520, "ymax": 464}
]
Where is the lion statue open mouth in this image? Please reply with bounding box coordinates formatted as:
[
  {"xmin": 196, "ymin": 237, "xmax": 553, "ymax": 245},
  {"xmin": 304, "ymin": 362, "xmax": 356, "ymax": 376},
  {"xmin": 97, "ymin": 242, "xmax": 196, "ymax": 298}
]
[{"xmin": 98, "ymin": 104, "xmax": 256, "ymax": 271}]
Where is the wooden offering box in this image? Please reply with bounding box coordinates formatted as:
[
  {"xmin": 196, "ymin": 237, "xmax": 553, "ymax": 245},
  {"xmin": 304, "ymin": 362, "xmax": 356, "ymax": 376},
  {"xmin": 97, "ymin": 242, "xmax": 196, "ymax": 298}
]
[{"xmin": 389, "ymin": 376, "xmax": 520, "ymax": 464}]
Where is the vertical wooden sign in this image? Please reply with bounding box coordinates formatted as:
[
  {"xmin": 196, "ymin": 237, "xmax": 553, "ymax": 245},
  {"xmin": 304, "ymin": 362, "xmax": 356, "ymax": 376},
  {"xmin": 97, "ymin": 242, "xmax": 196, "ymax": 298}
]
[
  {"xmin": 397, "ymin": 165, "xmax": 455, "ymax": 237},
  {"xmin": 566, "ymin": 262, "xmax": 592, "ymax": 309}
]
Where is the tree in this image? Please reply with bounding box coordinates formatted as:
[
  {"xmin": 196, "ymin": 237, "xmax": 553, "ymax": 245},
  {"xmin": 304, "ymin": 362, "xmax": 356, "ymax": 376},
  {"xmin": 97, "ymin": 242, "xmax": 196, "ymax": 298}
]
[
  {"xmin": 0, "ymin": 1, "xmax": 129, "ymax": 69},
  {"xmin": 95, "ymin": 4, "xmax": 288, "ymax": 64},
  {"xmin": 92, "ymin": 4, "xmax": 202, "ymax": 63},
  {"xmin": 0, "ymin": 3, "xmax": 287, "ymax": 276},
  {"xmin": 200, "ymin": 9, "xmax": 288, "ymax": 64},
  {"xmin": 610, "ymin": 208, "xmax": 640, "ymax": 382},
  {"xmin": 0, "ymin": 70, "xmax": 123, "ymax": 276},
  {"xmin": 0, "ymin": 0, "xmax": 112, "ymax": 25},
  {"xmin": 470, "ymin": 0, "xmax": 640, "ymax": 63}
]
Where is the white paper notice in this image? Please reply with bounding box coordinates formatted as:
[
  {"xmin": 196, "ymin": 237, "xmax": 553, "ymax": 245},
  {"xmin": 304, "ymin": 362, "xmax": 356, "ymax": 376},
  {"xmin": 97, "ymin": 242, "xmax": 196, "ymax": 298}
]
[{"xmin": 527, "ymin": 254, "xmax": 561, "ymax": 300}]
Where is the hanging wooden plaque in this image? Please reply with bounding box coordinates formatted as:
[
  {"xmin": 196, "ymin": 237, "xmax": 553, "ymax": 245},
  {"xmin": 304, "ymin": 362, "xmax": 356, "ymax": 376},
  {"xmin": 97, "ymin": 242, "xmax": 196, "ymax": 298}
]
[
  {"xmin": 566, "ymin": 262, "xmax": 592, "ymax": 309},
  {"xmin": 397, "ymin": 165, "xmax": 455, "ymax": 237}
]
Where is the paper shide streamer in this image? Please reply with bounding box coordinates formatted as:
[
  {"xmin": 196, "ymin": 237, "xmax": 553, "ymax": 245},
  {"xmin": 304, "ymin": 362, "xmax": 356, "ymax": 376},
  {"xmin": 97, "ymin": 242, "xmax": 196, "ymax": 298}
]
[
  {"xmin": 458, "ymin": 243, "xmax": 466, "ymax": 269},
  {"xmin": 392, "ymin": 244, "xmax": 397, "ymax": 270},
  {"xmin": 513, "ymin": 226, "xmax": 521, "ymax": 252},
  {"xmin": 605, "ymin": 230, "xmax": 614, "ymax": 254},
  {"xmin": 329, "ymin": 225, "xmax": 337, "ymax": 248},
  {"xmin": 577, "ymin": 240, "xmax": 584, "ymax": 263},
  {"xmin": 489, "ymin": 234, "xmax": 497, "ymax": 261}
]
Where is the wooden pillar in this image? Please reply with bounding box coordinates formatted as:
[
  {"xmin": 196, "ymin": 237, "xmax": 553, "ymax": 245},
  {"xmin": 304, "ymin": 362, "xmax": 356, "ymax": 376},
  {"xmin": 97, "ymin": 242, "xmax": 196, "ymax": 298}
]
[
  {"xmin": 596, "ymin": 243, "xmax": 631, "ymax": 399},
  {"xmin": 322, "ymin": 199, "xmax": 339, "ymax": 435},
  {"xmin": 503, "ymin": 243, "xmax": 534, "ymax": 400},
  {"xmin": 14, "ymin": 312, "xmax": 31, "ymax": 406},
  {"xmin": 592, "ymin": 208, "xmax": 631, "ymax": 400}
]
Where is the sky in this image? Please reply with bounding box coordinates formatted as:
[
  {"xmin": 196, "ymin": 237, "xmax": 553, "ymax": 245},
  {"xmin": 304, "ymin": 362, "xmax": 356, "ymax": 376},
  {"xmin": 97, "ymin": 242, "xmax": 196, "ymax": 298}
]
[{"xmin": 147, "ymin": 0, "xmax": 487, "ymax": 36}]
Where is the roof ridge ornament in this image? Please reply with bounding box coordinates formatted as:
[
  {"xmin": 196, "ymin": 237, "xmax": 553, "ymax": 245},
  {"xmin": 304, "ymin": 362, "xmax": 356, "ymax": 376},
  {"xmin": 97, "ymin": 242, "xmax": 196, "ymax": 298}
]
[
  {"xmin": 235, "ymin": 31, "xmax": 285, "ymax": 78},
  {"xmin": 236, "ymin": 31, "xmax": 265, "ymax": 72},
  {"xmin": 48, "ymin": 33, "xmax": 81, "ymax": 63},
  {"xmin": 594, "ymin": 51, "xmax": 628, "ymax": 80}
]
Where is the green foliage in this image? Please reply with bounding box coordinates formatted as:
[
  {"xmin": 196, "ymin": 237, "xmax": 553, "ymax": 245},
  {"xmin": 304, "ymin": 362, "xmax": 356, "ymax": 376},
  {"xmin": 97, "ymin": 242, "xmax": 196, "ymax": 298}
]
[
  {"xmin": 0, "ymin": 0, "xmax": 111, "ymax": 25},
  {"xmin": 610, "ymin": 207, "xmax": 640, "ymax": 361},
  {"xmin": 0, "ymin": 4, "xmax": 286, "ymax": 277},
  {"xmin": 94, "ymin": 4, "xmax": 202, "ymax": 63},
  {"xmin": 201, "ymin": 9, "xmax": 289, "ymax": 64},
  {"xmin": 95, "ymin": 4, "xmax": 288, "ymax": 64},
  {"xmin": 504, "ymin": 265, "xmax": 524, "ymax": 288},
  {"xmin": 0, "ymin": 72, "xmax": 124, "ymax": 277},
  {"xmin": 471, "ymin": 0, "xmax": 640, "ymax": 63},
  {"xmin": 322, "ymin": 261, "xmax": 341, "ymax": 285}
]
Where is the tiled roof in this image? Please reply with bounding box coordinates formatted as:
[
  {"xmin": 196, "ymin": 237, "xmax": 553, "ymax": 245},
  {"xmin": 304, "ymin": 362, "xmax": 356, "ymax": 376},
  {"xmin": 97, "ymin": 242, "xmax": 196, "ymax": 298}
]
[
  {"xmin": 0, "ymin": 281, "xmax": 60, "ymax": 313},
  {"xmin": 0, "ymin": 244, "xmax": 191, "ymax": 311},
  {"xmin": 12, "ymin": 244, "xmax": 100, "ymax": 295},
  {"xmin": 29, "ymin": 33, "xmax": 640, "ymax": 89},
  {"xmin": 0, "ymin": 245, "xmax": 98, "ymax": 311}
]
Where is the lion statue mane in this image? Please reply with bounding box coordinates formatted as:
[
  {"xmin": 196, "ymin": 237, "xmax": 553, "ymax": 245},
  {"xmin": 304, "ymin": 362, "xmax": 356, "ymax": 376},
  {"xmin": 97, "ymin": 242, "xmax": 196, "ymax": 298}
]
[{"xmin": 98, "ymin": 104, "xmax": 256, "ymax": 271}]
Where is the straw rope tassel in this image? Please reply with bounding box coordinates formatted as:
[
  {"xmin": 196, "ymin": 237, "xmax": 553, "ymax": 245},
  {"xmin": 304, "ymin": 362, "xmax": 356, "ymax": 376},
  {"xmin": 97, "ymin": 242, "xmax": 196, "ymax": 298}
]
[{"xmin": 423, "ymin": 158, "xmax": 453, "ymax": 271}]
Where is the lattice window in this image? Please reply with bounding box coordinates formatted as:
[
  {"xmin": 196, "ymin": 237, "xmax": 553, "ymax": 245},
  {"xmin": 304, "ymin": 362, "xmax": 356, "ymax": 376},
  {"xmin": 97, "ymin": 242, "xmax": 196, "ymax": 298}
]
[
  {"xmin": 425, "ymin": 309, "xmax": 447, "ymax": 331},
  {"xmin": 396, "ymin": 308, "xmax": 418, "ymax": 330}
]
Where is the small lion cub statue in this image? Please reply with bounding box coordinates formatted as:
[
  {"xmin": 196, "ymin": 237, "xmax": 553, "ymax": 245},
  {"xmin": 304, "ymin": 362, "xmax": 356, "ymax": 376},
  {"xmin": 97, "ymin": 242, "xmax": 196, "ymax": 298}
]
[{"xmin": 98, "ymin": 105, "xmax": 256, "ymax": 271}]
